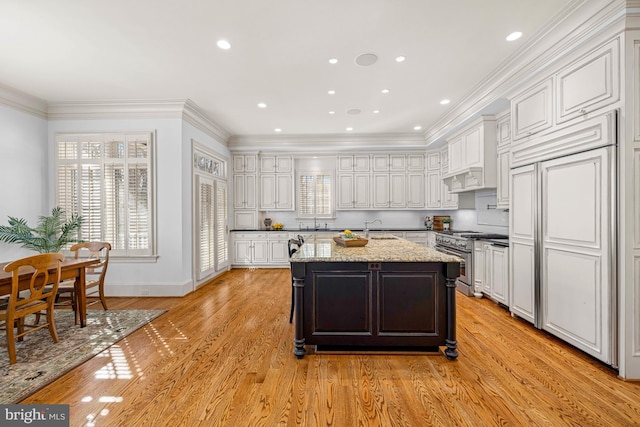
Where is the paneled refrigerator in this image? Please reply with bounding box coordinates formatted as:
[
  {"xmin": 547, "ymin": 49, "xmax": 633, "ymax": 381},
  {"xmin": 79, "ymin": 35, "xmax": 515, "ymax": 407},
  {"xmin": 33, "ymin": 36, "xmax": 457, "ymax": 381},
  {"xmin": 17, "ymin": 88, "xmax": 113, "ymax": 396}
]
[{"xmin": 509, "ymin": 112, "xmax": 617, "ymax": 365}]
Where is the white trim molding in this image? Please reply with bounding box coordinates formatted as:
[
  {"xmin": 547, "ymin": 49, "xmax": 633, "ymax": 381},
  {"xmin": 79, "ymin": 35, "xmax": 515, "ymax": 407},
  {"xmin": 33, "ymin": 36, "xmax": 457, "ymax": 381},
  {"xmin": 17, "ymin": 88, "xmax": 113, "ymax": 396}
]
[
  {"xmin": 0, "ymin": 82, "xmax": 48, "ymax": 119},
  {"xmin": 47, "ymin": 98, "xmax": 231, "ymax": 144},
  {"xmin": 227, "ymin": 132, "xmax": 428, "ymax": 152}
]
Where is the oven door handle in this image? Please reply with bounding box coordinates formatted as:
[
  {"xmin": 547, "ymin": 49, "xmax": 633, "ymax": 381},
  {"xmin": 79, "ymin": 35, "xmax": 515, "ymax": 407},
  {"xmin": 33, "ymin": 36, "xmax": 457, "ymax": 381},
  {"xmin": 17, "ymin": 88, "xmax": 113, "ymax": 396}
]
[{"xmin": 436, "ymin": 246, "xmax": 467, "ymax": 258}]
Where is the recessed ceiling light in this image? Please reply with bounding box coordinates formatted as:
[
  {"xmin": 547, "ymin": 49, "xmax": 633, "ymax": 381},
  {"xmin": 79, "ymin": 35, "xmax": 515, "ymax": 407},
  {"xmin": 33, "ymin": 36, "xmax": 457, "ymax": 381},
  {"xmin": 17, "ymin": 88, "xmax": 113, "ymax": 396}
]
[
  {"xmin": 257, "ymin": 102, "xmax": 267, "ymax": 108},
  {"xmin": 328, "ymin": 90, "xmax": 336, "ymax": 95},
  {"xmin": 413, "ymin": 125, "xmax": 422, "ymax": 131},
  {"xmin": 347, "ymin": 109, "xmax": 361, "ymax": 115},
  {"xmin": 440, "ymin": 99, "xmax": 450, "ymax": 105},
  {"xmin": 373, "ymin": 110, "xmax": 380, "ymax": 114},
  {"xmin": 328, "ymin": 111, "xmax": 335, "ymax": 115},
  {"xmin": 329, "ymin": 58, "xmax": 338, "ymax": 64},
  {"xmin": 346, "ymin": 127, "xmax": 353, "ymax": 131},
  {"xmin": 395, "ymin": 56, "xmax": 406, "ymax": 63},
  {"xmin": 506, "ymin": 31, "xmax": 522, "ymax": 41},
  {"xmin": 216, "ymin": 39, "xmax": 231, "ymax": 50},
  {"xmin": 355, "ymin": 53, "xmax": 378, "ymax": 66},
  {"xmin": 274, "ymin": 128, "xmax": 282, "ymax": 132},
  {"xmin": 381, "ymin": 89, "xmax": 390, "ymax": 94}
]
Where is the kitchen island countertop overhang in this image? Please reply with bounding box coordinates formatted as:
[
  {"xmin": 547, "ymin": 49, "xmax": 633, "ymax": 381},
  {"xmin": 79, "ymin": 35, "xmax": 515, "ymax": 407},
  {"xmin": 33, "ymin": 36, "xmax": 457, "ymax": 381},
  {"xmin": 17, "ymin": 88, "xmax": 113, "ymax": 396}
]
[{"xmin": 289, "ymin": 236, "xmax": 461, "ymax": 359}]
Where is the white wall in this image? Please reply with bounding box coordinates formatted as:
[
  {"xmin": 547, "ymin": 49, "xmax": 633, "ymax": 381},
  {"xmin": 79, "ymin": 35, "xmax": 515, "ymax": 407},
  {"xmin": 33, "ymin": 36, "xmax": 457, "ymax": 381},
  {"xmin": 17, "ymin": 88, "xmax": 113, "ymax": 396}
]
[
  {"xmin": 48, "ymin": 117, "xmax": 190, "ymax": 296},
  {"xmin": 0, "ymin": 105, "xmax": 49, "ymax": 261}
]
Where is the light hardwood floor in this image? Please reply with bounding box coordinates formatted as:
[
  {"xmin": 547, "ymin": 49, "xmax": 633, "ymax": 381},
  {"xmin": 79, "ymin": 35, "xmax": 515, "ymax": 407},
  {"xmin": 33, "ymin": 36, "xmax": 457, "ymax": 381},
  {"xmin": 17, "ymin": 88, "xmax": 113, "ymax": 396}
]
[{"xmin": 23, "ymin": 268, "xmax": 640, "ymax": 426}]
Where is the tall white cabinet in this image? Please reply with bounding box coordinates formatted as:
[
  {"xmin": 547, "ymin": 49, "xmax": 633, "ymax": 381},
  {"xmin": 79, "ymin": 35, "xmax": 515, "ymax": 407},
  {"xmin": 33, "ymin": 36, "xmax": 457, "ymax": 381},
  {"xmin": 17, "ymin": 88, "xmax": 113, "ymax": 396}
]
[{"xmin": 232, "ymin": 153, "xmax": 258, "ymax": 229}]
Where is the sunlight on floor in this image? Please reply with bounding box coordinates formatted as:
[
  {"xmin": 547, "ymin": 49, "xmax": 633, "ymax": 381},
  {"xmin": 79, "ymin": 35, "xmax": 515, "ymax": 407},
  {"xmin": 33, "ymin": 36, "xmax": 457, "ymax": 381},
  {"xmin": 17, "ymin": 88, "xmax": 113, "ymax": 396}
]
[{"xmin": 94, "ymin": 345, "xmax": 132, "ymax": 379}]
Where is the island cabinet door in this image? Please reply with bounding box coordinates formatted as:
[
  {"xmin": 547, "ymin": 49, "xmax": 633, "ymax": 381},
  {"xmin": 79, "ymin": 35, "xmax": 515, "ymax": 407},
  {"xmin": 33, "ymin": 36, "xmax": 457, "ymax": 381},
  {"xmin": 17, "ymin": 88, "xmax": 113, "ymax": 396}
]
[
  {"xmin": 377, "ymin": 270, "xmax": 446, "ymax": 339},
  {"xmin": 306, "ymin": 268, "xmax": 374, "ymax": 341}
]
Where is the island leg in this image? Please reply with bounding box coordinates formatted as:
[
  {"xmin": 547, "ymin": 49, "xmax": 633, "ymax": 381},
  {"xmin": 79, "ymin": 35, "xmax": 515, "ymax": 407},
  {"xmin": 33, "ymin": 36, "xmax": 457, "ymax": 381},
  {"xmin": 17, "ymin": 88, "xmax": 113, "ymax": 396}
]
[
  {"xmin": 291, "ymin": 264, "xmax": 306, "ymax": 359},
  {"xmin": 444, "ymin": 275, "xmax": 458, "ymax": 360}
]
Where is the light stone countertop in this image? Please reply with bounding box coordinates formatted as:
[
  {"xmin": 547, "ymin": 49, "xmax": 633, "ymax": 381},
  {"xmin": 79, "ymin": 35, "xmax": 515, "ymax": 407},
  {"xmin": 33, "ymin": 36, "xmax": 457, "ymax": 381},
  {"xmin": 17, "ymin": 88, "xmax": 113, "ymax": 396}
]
[{"xmin": 289, "ymin": 236, "xmax": 462, "ymax": 263}]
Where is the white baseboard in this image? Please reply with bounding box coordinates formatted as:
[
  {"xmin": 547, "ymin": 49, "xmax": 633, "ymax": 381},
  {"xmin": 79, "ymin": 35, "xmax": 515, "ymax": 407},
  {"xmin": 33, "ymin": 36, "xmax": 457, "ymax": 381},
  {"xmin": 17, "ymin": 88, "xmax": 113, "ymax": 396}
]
[{"xmin": 104, "ymin": 280, "xmax": 193, "ymax": 297}]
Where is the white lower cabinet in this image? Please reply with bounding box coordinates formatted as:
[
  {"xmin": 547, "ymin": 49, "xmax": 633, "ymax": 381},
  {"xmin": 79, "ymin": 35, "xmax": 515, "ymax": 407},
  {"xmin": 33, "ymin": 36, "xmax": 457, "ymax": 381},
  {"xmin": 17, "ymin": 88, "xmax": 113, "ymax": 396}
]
[
  {"xmin": 404, "ymin": 231, "xmax": 428, "ymax": 246},
  {"xmin": 485, "ymin": 244, "xmax": 509, "ymax": 306},
  {"xmin": 474, "ymin": 241, "xmax": 486, "ymax": 296},
  {"xmin": 232, "ymin": 232, "xmax": 289, "ymax": 267}
]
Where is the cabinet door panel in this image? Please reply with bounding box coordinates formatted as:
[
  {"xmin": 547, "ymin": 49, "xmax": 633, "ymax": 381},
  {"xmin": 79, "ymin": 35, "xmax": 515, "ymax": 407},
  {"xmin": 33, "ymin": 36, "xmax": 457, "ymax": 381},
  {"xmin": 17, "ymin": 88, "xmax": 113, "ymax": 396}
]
[
  {"xmin": 233, "ymin": 174, "xmax": 246, "ymax": 209},
  {"xmin": 512, "ymin": 78, "xmax": 553, "ymax": 140},
  {"xmin": 259, "ymin": 174, "xmax": 276, "ymax": 210},
  {"xmin": 464, "ymin": 127, "xmax": 482, "ymax": 168},
  {"xmin": 337, "ymin": 174, "xmax": 355, "ymax": 209},
  {"xmin": 406, "ymin": 172, "xmax": 425, "ymax": 208},
  {"xmin": 540, "ymin": 148, "xmax": 611, "ymax": 363},
  {"xmin": 426, "ymin": 171, "xmax": 441, "ymax": 208},
  {"xmin": 275, "ymin": 174, "xmax": 293, "ymax": 210},
  {"xmin": 372, "ymin": 173, "xmax": 390, "ymax": 208},
  {"xmin": 252, "ymin": 240, "xmax": 268, "ymax": 263},
  {"xmin": 389, "ymin": 173, "xmax": 405, "ymax": 208},
  {"xmin": 556, "ymin": 39, "xmax": 619, "ymax": 123},
  {"xmin": 354, "ymin": 173, "xmax": 371, "ymax": 208}
]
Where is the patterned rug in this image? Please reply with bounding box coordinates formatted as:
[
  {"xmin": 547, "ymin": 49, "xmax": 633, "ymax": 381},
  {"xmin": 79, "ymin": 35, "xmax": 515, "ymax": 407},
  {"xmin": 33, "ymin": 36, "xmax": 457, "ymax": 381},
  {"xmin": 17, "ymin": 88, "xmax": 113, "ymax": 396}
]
[{"xmin": 0, "ymin": 309, "xmax": 166, "ymax": 403}]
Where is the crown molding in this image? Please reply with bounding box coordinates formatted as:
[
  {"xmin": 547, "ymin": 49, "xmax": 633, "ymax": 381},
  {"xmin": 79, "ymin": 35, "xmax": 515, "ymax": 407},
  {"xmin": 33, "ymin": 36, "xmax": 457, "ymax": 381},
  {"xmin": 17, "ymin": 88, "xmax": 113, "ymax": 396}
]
[
  {"xmin": 227, "ymin": 132, "xmax": 429, "ymax": 152},
  {"xmin": 424, "ymin": 0, "xmax": 626, "ymax": 145},
  {"xmin": 46, "ymin": 98, "xmax": 231, "ymax": 144},
  {"xmin": 182, "ymin": 99, "xmax": 231, "ymax": 144},
  {"xmin": 47, "ymin": 99, "xmax": 189, "ymax": 120},
  {"xmin": 0, "ymin": 83, "xmax": 48, "ymax": 119}
]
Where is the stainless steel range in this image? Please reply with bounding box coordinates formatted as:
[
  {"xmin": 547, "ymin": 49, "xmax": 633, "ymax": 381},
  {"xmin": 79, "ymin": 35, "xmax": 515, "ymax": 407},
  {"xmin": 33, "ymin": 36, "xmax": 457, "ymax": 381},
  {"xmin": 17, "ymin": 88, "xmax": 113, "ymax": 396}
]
[
  {"xmin": 434, "ymin": 231, "xmax": 474, "ymax": 296},
  {"xmin": 434, "ymin": 230, "xmax": 509, "ymax": 296}
]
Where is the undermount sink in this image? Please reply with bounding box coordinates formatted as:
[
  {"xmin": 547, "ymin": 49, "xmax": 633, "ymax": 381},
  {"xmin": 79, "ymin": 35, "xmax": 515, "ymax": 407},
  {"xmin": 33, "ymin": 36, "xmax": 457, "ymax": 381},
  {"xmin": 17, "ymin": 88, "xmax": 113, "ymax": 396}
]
[{"xmin": 370, "ymin": 235, "xmax": 398, "ymax": 240}]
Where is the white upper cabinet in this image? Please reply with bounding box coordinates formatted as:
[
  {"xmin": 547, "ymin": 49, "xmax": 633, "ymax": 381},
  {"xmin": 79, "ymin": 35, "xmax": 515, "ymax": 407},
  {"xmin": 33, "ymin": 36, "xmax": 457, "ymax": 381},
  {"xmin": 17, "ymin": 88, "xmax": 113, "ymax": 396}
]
[
  {"xmin": 406, "ymin": 154, "xmax": 425, "ymax": 171},
  {"xmin": 555, "ymin": 38, "xmax": 619, "ymax": 124},
  {"xmin": 441, "ymin": 116, "xmax": 497, "ymax": 193},
  {"xmin": 233, "ymin": 154, "xmax": 257, "ymax": 173},
  {"xmin": 426, "ymin": 152, "xmax": 440, "ymax": 171},
  {"xmin": 372, "ymin": 154, "xmax": 406, "ymax": 172},
  {"xmin": 260, "ymin": 154, "xmax": 293, "ymax": 173},
  {"xmin": 372, "ymin": 172, "xmax": 405, "ymax": 208},
  {"xmin": 337, "ymin": 173, "xmax": 370, "ymax": 209},
  {"xmin": 233, "ymin": 173, "xmax": 257, "ymax": 210},
  {"xmin": 258, "ymin": 154, "xmax": 294, "ymax": 211},
  {"xmin": 405, "ymin": 172, "xmax": 425, "ymax": 208},
  {"xmin": 511, "ymin": 78, "xmax": 553, "ymax": 141},
  {"xmin": 495, "ymin": 113, "xmax": 511, "ymax": 210},
  {"xmin": 338, "ymin": 155, "xmax": 370, "ymax": 172}
]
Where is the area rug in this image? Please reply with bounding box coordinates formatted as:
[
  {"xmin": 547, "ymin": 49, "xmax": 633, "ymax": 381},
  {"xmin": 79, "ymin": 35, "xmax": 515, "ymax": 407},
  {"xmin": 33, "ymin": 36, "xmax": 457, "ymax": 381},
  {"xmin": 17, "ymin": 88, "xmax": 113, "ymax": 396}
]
[{"xmin": 0, "ymin": 309, "xmax": 166, "ymax": 403}]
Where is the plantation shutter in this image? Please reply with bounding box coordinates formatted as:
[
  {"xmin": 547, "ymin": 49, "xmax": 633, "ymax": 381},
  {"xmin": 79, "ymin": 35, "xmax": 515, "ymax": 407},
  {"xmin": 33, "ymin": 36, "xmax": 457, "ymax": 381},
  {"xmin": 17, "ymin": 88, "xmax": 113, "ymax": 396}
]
[
  {"xmin": 298, "ymin": 172, "xmax": 332, "ymax": 217},
  {"xmin": 197, "ymin": 175, "xmax": 215, "ymax": 278},
  {"xmin": 55, "ymin": 132, "xmax": 154, "ymax": 257},
  {"xmin": 215, "ymin": 180, "xmax": 228, "ymax": 270}
]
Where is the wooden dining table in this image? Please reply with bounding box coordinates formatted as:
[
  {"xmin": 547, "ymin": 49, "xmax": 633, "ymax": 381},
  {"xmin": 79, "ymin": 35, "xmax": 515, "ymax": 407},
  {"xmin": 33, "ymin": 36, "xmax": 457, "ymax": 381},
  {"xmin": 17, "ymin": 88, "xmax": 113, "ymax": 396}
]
[{"xmin": 0, "ymin": 257, "xmax": 100, "ymax": 327}]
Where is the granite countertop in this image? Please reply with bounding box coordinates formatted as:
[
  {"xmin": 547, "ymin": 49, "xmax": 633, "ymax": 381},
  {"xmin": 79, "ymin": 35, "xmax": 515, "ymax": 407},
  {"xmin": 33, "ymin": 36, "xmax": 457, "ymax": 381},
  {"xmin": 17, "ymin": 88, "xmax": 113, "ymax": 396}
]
[
  {"xmin": 289, "ymin": 236, "xmax": 461, "ymax": 263},
  {"xmin": 231, "ymin": 227, "xmax": 434, "ymax": 233}
]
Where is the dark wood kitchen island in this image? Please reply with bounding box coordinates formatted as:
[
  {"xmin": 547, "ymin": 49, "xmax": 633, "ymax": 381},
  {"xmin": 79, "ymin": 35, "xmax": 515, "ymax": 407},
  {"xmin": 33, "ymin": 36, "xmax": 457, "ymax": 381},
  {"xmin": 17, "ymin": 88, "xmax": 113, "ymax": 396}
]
[{"xmin": 289, "ymin": 236, "xmax": 461, "ymax": 359}]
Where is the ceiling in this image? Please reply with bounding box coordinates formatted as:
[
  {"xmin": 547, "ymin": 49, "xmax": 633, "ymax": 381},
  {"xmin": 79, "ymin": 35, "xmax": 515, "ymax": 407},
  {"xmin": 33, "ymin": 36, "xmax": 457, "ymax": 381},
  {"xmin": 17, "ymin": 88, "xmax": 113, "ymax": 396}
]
[{"xmin": 0, "ymin": 0, "xmax": 579, "ymax": 141}]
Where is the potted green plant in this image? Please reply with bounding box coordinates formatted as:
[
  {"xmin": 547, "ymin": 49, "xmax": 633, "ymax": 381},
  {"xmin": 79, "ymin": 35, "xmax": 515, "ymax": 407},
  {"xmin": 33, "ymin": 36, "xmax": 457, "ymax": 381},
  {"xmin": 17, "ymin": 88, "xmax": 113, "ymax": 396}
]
[
  {"xmin": 442, "ymin": 217, "xmax": 451, "ymax": 231},
  {"xmin": 0, "ymin": 207, "xmax": 83, "ymax": 253}
]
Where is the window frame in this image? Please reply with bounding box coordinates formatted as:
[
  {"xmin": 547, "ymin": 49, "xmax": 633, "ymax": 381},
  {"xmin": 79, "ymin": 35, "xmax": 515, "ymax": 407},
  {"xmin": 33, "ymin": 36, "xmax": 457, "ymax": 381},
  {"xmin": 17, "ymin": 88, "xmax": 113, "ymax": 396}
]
[
  {"xmin": 54, "ymin": 131, "xmax": 157, "ymax": 260},
  {"xmin": 296, "ymin": 168, "xmax": 335, "ymax": 220}
]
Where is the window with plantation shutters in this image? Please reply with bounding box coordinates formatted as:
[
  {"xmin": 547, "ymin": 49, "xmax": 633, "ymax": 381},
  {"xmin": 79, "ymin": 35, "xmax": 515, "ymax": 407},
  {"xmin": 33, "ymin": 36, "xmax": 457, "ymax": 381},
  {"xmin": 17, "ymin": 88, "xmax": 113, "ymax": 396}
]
[
  {"xmin": 55, "ymin": 132, "xmax": 155, "ymax": 257},
  {"xmin": 193, "ymin": 146, "xmax": 228, "ymax": 280},
  {"xmin": 297, "ymin": 171, "xmax": 333, "ymax": 218}
]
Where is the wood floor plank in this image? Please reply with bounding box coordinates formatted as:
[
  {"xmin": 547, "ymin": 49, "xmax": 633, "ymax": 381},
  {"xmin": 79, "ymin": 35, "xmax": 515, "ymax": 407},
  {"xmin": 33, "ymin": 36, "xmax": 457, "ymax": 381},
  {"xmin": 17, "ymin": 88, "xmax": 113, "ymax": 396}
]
[{"xmin": 19, "ymin": 268, "xmax": 640, "ymax": 426}]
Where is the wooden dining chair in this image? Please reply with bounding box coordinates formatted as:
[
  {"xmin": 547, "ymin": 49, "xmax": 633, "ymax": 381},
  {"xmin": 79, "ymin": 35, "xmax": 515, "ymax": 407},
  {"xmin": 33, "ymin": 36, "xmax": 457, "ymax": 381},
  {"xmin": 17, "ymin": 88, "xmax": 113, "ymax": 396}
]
[
  {"xmin": 288, "ymin": 238, "xmax": 302, "ymax": 323},
  {"xmin": 1, "ymin": 253, "xmax": 64, "ymax": 364},
  {"xmin": 56, "ymin": 241, "xmax": 111, "ymax": 324}
]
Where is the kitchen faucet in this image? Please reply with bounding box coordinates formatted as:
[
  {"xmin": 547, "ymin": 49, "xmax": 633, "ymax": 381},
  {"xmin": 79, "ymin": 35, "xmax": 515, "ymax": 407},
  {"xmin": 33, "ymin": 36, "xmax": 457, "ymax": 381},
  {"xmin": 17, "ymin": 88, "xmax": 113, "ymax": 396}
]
[{"xmin": 364, "ymin": 219, "xmax": 382, "ymax": 238}]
